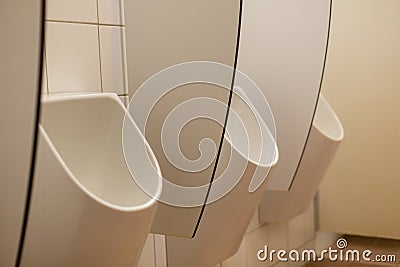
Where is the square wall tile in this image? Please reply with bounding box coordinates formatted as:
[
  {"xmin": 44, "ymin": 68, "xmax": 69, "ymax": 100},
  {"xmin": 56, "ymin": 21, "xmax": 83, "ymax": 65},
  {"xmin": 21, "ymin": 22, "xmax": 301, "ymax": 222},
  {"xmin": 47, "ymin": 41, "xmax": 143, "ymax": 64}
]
[
  {"xmin": 46, "ymin": 0, "xmax": 98, "ymax": 23},
  {"xmin": 274, "ymin": 262, "xmax": 289, "ymax": 267},
  {"xmin": 246, "ymin": 224, "xmax": 272, "ymax": 267},
  {"xmin": 42, "ymin": 53, "xmax": 48, "ymax": 94},
  {"xmin": 46, "ymin": 22, "xmax": 101, "ymax": 93},
  {"xmin": 315, "ymin": 232, "xmax": 340, "ymax": 253},
  {"xmin": 246, "ymin": 208, "xmax": 261, "ymax": 234},
  {"xmin": 154, "ymin": 234, "xmax": 167, "ymax": 267},
  {"xmin": 222, "ymin": 236, "xmax": 247, "ymax": 267},
  {"xmin": 99, "ymin": 26, "xmax": 127, "ymax": 95},
  {"xmin": 303, "ymin": 204, "xmax": 316, "ymax": 244},
  {"xmin": 98, "ymin": 0, "xmax": 124, "ymax": 25},
  {"xmin": 287, "ymin": 260, "xmax": 303, "ymax": 267},
  {"xmin": 137, "ymin": 234, "xmax": 155, "ymax": 267},
  {"xmin": 268, "ymin": 222, "xmax": 288, "ymax": 251},
  {"xmin": 301, "ymin": 238, "xmax": 317, "ymax": 258},
  {"xmin": 288, "ymin": 204, "xmax": 317, "ymax": 252},
  {"xmin": 288, "ymin": 212, "xmax": 306, "ymax": 250},
  {"xmin": 295, "ymin": 238, "xmax": 319, "ymax": 267}
]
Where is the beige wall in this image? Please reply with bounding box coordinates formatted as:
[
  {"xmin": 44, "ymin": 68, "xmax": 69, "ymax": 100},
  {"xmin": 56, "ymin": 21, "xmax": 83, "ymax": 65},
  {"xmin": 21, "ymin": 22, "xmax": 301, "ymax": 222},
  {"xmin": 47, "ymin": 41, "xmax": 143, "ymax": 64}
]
[{"xmin": 320, "ymin": 0, "xmax": 400, "ymax": 239}]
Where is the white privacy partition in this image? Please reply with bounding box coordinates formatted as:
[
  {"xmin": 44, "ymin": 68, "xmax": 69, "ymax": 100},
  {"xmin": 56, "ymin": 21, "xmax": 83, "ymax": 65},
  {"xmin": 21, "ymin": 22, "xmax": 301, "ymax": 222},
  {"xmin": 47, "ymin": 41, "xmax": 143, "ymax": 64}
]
[
  {"xmin": 259, "ymin": 95, "xmax": 343, "ymax": 223},
  {"xmin": 0, "ymin": 1, "xmax": 43, "ymax": 266},
  {"xmin": 124, "ymin": 0, "xmax": 240, "ymax": 237},
  {"xmin": 237, "ymin": 0, "xmax": 332, "ymax": 191}
]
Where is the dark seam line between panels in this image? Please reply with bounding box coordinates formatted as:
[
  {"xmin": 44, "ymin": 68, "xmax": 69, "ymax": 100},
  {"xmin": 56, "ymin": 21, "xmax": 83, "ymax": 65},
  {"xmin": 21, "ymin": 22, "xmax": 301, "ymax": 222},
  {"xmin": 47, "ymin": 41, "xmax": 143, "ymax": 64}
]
[
  {"xmin": 15, "ymin": 0, "xmax": 46, "ymax": 266},
  {"xmin": 287, "ymin": 0, "xmax": 333, "ymax": 191},
  {"xmin": 192, "ymin": 0, "xmax": 245, "ymax": 238}
]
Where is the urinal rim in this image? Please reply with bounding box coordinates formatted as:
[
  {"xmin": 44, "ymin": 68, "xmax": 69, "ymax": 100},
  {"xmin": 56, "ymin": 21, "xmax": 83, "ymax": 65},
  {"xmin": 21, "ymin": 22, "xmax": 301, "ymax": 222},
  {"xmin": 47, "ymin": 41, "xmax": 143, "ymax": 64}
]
[
  {"xmin": 225, "ymin": 91, "xmax": 279, "ymax": 169},
  {"xmin": 39, "ymin": 93, "xmax": 162, "ymax": 212},
  {"xmin": 313, "ymin": 94, "xmax": 344, "ymax": 142}
]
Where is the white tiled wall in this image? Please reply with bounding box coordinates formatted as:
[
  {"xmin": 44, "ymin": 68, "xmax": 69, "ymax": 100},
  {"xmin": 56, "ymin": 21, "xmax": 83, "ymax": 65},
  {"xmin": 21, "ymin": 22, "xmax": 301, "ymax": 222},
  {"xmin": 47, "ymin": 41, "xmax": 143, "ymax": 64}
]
[
  {"xmin": 43, "ymin": 1, "xmax": 333, "ymax": 266},
  {"xmin": 137, "ymin": 234, "xmax": 156, "ymax": 267},
  {"xmin": 99, "ymin": 25, "xmax": 127, "ymax": 94},
  {"xmin": 47, "ymin": 0, "xmax": 98, "ymax": 23},
  {"xmin": 43, "ymin": 0, "xmax": 128, "ymax": 97},
  {"xmin": 221, "ymin": 204, "xmax": 317, "ymax": 267}
]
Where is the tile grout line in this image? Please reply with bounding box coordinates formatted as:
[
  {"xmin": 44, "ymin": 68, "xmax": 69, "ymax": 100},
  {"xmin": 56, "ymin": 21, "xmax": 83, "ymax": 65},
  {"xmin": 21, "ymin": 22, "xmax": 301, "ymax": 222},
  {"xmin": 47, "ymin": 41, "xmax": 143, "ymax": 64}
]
[
  {"xmin": 43, "ymin": 39, "xmax": 50, "ymax": 95},
  {"xmin": 244, "ymin": 235, "xmax": 248, "ymax": 267},
  {"xmin": 119, "ymin": 0, "xmax": 125, "ymax": 26},
  {"xmin": 46, "ymin": 19, "xmax": 123, "ymax": 27},
  {"xmin": 314, "ymin": 193, "xmax": 320, "ymax": 231},
  {"xmin": 165, "ymin": 236, "xmax": 169, "ymax": 267},
  {"xmin": 152, "ymin": 234, "xmax": 157, "ymax": 267},
  {"xmin": 95, "ymin": 0, "xmax": 104, "ymax": 93},
  {"xmin": 246, "ymin": 220, "xmax": 268, "ymax": 235},
  {"xmin": 120, "ymin": 25, "xmax": 129, "ymax": 96}
]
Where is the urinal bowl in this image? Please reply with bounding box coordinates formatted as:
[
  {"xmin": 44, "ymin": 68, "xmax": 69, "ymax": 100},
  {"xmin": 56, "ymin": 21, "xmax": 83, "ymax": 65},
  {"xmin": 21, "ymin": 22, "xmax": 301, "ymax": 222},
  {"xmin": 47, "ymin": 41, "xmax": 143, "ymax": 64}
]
[
  {"xmin": 20, "ymin": 94, "xmax": 162, "ymax": 267},
  {"xmin": 166, "ymin": 92, "xmax": 279, "ymax": 267},
  {"xmin": 259, "ymin": 94, "xmax": 344, "ymax": 223}
]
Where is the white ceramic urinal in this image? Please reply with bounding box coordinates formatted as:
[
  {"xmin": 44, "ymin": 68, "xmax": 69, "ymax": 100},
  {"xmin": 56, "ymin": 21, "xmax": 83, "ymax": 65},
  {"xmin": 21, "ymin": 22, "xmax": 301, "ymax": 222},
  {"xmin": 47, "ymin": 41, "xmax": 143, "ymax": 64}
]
[
  {"xmin": 20, "ymin": 94, "xmax": 162, "ymax": 267},
  {"xmin": 166, "ymin": 91, "xmax": 279, "ymax": 267},
  {"xmin": 259, "ymin": 95, "xmax": 344, "ymax": 223}
]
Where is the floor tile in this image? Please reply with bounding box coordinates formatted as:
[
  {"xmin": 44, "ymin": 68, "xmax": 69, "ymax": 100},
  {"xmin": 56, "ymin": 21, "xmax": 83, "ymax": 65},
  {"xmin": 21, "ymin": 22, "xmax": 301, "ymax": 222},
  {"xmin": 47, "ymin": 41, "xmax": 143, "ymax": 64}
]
[
  {"xmin": 370, "ymin": 238, "xmax": 400, "ymax": 265},
  {"xmin": 304, "ymin": 260, "xmax": 351, "ymax": 266},
  {"xmin": 350, "ymin": 263, "xmax": 394, "ymax": 267},
  {"xmin": 343, "ymin": 235, "xmax": 378, "ymax": 250}
]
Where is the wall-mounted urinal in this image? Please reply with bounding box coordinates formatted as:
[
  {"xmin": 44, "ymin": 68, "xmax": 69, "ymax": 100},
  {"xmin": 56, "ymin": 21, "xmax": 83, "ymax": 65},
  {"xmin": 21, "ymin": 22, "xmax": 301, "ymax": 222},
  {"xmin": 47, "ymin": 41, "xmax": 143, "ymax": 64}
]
[
  {"xmin": 20, "ymin": 94, "xmax": 162, "ymax": 267},
  {"xmin": 165, "ymin": 91, "xmax": 278, "ymax": 267},
  {"xmin": 259, "ymin": 95, "xmax": 344, "ymax": 223}
]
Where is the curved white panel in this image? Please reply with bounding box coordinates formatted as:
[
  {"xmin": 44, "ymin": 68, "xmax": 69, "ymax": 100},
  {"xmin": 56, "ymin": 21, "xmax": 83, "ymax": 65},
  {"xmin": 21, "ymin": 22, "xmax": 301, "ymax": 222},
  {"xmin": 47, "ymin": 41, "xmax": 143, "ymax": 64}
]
[
  {"xmin": 259, "ymin": 95, "xmax": 343, "ymax": 223},
  {"xmin": 0, "ymin": 0, "xmax": 43, "ymax": 265},
  {"xmin": 124, "ymin": 0, "xmax": 240, "ymax": 237},
  {"xmin": 165, "ymin": 92, "xmax": 278, "ymax": 267},
  {"xmin": 237, "ymin": 0, "xmax": 331, "ymax": 191}
]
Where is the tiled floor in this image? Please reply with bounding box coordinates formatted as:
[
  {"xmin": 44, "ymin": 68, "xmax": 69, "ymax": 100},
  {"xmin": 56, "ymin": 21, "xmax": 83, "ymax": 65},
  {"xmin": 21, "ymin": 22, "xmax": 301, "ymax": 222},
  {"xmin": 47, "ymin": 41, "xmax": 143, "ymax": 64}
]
[{"xmin": 304, "ymin": 235, "xmax": 400, "ymax": 267}]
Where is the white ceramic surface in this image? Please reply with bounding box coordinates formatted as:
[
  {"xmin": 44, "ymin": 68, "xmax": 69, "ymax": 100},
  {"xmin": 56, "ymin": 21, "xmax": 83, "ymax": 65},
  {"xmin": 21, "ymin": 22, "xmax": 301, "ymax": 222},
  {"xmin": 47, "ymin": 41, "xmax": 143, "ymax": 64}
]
[
  {"xmin": 99, "ymin": 25, "xmax": 127, "ymax": 95},
  {"xmin": 20, "ymin": 93, "xmax": 162, "ymax": 267},
  {"xmin": 166, "ymin": 92, "xmax": 278, "ymax": 267},
  {"xmin": 259, "ymin": 95, "xmax": 343, "ymax": 223},
  {"xmin": 124, "ymin": 0, "xmax": 240, "ymax": 237},
  {"xmin": 46, "ymin": 0, "xmax": 97, "ymax": 23},
  {"xmin": 237, "ymin": 0, "xmax": 332, "ymax": 191},
  {"xmin": 46, "ymin": 22, "xmax": 101, "ymax": 93},
  {"xmin": 97, "ymin": 0, "xmax": 124, "ymax": 25}
]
